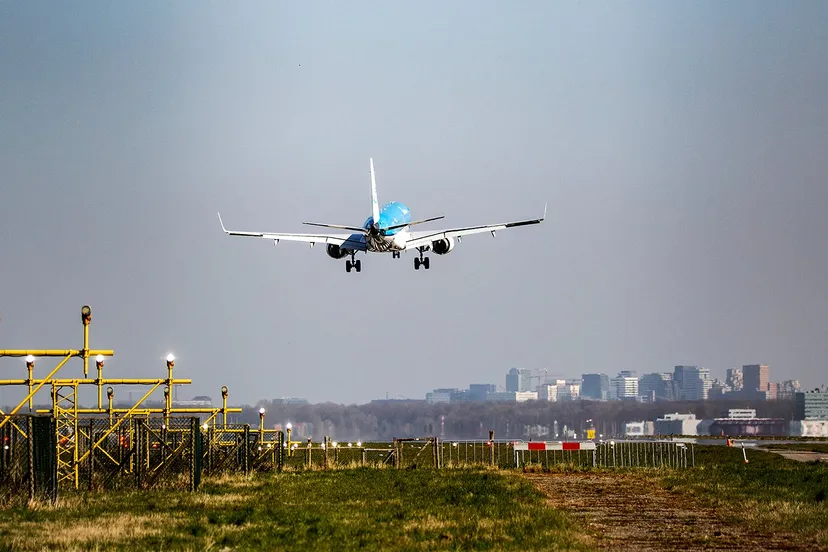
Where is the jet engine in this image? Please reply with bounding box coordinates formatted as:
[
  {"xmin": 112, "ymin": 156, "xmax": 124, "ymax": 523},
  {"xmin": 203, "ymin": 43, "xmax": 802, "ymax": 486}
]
[
  {"xmin": 326, "ymin": 244, "xmax": 349, "ymax": 259},
  {"xmin": 431, "ymin": 237, "xmax": 456, "ymax": 255}
]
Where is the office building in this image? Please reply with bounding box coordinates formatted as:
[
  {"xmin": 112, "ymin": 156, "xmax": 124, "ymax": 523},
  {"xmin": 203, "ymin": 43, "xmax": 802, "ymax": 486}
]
[
  {"xmin": 743, "ymin": 364, "xmax": 770, "ymax": 398},
  {"xmin": 795, "ymin": 389, "xmax": 828, "ymax": 420},
  {"xmin": 581, "ymin": 373, "xmax": 610, "ymax": 400}
]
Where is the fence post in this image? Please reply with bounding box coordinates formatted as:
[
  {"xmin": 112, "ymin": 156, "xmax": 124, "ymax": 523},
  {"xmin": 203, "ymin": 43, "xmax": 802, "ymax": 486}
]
[
  {"xmin": 27, "ymin": 416, "xmax": 34, "ymax": 501},
  {"xmin": 88, "ymin": 419, "xmax": 95, "ymax": 492},
  {"xmin": 277, "ymin": 430, "xmax": 284, "ymax": 472},
  {"xmin": 392, "ymin": 438, "xmax": 398, "ymax": 468},
  {"xmin": 243, "ymin": 425, "xmax": 251, "ymax": 476},
  {"xmin": 489, "ymin": 430, "xmax": 495, "ymax": 467},
  {"xmin": 306, "ymin": 437, "xmax": 312, "ymax": 469},
  {"xmin": 323, "ymin": 436, "xmax": 329, "ymax": 470}
]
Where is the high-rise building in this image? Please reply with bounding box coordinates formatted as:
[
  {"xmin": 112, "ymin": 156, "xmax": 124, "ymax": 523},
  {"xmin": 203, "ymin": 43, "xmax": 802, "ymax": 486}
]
[
  {"xmin": 505, "ymin": 368, "xmax": 533, "ymax": 393},
  {"xmin": 743, "ymin": 364, "xmax": 770, "ymax": 398},
  {"xmin": 639, "ymin": 373, "xmax": 674, "ymax": 402},
  {"xmin": 725, "ymin": 368, "xmax": 743, "ymax": 393},
  {"xmin": 777, "ymin": 380, "xmax": 801, "ymax": 400},
  {"xmin": 611, "ymin": 372, "xmax": 638, "ymax": 400},
  {"xmin": 795, "ymin": 389, "xmax": 828, "ymax": 420},
  {"xmin": 581, "ymin": 373, "xmax": 610, "ymax": 400},
  {"xmin": 672, "ymin": 366, "xmax": 711, "ymax": 400}
]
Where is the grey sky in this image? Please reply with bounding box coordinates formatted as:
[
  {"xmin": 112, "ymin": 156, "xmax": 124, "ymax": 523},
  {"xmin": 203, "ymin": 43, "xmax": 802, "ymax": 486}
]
[{"xmin": 2, "ymin": 2, "xmax": 826, "ymax": 406}]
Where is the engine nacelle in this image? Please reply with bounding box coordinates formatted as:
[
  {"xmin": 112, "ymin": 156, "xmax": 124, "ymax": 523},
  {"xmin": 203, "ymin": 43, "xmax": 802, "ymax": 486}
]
[
  {"xmin": 326, "ymin": 244, "xmax": 349, "ymax": 259},
  {"xmin": 431, "ymin": 237, "xmax": 456, "ymax": 255}
]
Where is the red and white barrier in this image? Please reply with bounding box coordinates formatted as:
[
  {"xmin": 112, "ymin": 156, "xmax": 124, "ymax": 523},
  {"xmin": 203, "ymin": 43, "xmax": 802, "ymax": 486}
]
[{"xmin": 513, "ymin": 441, "xmax": 596, "ymax": 452}]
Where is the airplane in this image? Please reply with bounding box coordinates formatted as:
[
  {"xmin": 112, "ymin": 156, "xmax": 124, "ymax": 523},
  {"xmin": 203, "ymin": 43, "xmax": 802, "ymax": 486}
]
[{"xmin": 217, "ymin": 158, "xmax": 546, "ymax": 273}]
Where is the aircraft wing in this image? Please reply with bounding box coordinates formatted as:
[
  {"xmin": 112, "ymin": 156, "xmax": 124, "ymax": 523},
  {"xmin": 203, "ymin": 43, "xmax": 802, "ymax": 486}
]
[
  {"xmin": 218, "ymin": 213, "xmax": 367, "ymax": 250},
  {"xmin": 404, "ymin": 205, "xmax": 546, "ymax": 251}
]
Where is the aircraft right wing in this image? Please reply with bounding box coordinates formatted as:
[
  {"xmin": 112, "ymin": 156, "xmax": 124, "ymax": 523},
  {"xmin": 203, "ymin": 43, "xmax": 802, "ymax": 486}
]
[
  {"xmin": 217, "ymin": 213, "xmax": 367, "ymax": 250},
  {"xmin": 403, "ymin": 204, "xmax": 546, "ymax": 251}
]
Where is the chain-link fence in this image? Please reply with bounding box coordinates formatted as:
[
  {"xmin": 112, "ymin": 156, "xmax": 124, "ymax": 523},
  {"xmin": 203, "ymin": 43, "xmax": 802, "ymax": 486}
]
[{"xmin": 0, "ymin": 415, "xmax": 57, "ymax": 506}]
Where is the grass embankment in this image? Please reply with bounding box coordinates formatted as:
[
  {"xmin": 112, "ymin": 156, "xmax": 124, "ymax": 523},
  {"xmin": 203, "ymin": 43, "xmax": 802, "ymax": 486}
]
[
  {"xmin": 661, "ymin": 445, "xmax": 828, "ymax": 543},
  {"xmin": 0, "ymin": 468, "xmax": 589, "ymax": 552},
  {"xmin": 764, "ymin": 443, "xmax": 828, "ymax": 453}
]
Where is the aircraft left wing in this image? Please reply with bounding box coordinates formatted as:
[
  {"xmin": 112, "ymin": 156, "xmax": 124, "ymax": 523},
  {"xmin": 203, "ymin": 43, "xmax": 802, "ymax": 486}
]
[
  {"xmin": 218, "ymin": 213, "xmax": 367, "ymax": 250},
  {"xmin": 404, "ymin": 204, "xmax": 546, "ymax": 251}
]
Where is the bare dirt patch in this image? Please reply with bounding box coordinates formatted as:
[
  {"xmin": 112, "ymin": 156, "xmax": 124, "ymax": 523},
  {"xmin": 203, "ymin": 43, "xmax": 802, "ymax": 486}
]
[{"xmin": 525, "ymin": 472, "xmax": 818, "ymax": 551}]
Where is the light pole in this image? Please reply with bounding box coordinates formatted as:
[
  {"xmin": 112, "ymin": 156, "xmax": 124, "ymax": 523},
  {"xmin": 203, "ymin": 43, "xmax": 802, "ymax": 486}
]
[
  {"xmin": 258, "ymin": 407, "xmax": 266, "ymax": 443},
  {"xmin": 96, "ymin": 354, "xmax": 105, "ymax": 409},
  {"xmin": 165, "ymin": 354, "xmax": 175, "ymax": 415},
  {"xmin": 25, "ymin": 355, "xmax": 35, "ymax": 412},
  {"xmin": 107, "ymin": 387, "xmax": 114, "ymax": 425},
  {"xmin": 286, "ymin": 423, "xmax": 292, "ymax": 457},
  {"xmin": 221, "ymin": 386, "xmax": 229, "ymax": 427}
]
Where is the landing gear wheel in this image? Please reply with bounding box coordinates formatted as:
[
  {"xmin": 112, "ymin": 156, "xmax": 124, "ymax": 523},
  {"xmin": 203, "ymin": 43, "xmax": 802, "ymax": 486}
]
[
  {"xmin": 392, "ymin": 251, "xmax": 400, "ymax": 259},
  {"xmin": 414, "ymin": 258, "xmax": 421, "ymax": 270},
  {"xmin": 423, "ymin": 257, "xmax": 430, "ymax": 270},
  {"xmin": 355, "ymin": 260, "xmax": 362, "ymax": 272},
  {"xmin": 345, "ymin": 260, "xmax": 352, "ymax": 273}
]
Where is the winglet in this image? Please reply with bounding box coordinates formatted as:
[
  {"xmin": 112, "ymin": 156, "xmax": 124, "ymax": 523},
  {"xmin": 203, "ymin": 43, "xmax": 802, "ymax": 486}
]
[
  {"xmin": 217, "ymin": 212, "xmax": 228, "ymax": 233},
  {"xmin": 542, "ymin": 201, "xmax": 548, "ymax": 221}
]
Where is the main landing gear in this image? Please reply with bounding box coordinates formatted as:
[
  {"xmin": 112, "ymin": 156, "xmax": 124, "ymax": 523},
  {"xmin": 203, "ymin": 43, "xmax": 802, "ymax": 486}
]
[
  {"xmin": 414, "ymin": 248, "xmax": 430, "ymax": 270},
  {"xmin": 345, "ymin": 252, "xmax": 361, "ymax": 273}
]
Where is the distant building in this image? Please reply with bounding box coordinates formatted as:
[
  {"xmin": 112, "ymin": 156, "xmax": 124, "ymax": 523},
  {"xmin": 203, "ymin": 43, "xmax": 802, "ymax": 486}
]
[
  {"xmin": 174, "ymin": 396, "xmax": 212, "ymax": 407},
  {"xmin": 539, "ymin": 383, "xmax": 559, "ymax": 401},
  {"xmin": 725, "ymin": 368, "xmax": 744, "ymax": 393},
  {"xmin": 638, "ymin": 373, "xmax": 674, "ymax": 402},
  {"xmin": 486, "ymin": 391, "xmax": 538, "ymax": 403},
  {"xmin": 795, "ymin": 389, "xmax": 828, "ymax": 420},
  {"xmin": 581, "ymin": 373, "xmax": 610, "ymax": 400},
  {"xmin": 611, "ymin": 372, "xmax": 638, "ymax": 400},
  {"xmin": 625, "ymin": 421, "xmax": 655, "ymax": 436},
  {"xmin": 272, "ymin": 397, "xmax": 309, "ymax": 405},
  {"xmin": 655, "ymin": 413, "xmax": 699, "ymax": 436},
  {"xmin": 790, "ymin": 420, "xmax": 828, "ymax": 437},
  {"xmin": 777, "ymin": 380, "xmax": 801, "ymax": 400},
  {"xmin": 468, "ymin": 384, "xmax": 496, "ymax": 402},
  {"xmin": 557, "ymin": 381, "xmax": 580, "ymax": 401},
  {"xmin": 505, "ymin": 368, "xmax": 534, "ymax": 393},
  {"xmin": 743, "ymin": 364, "xmax": 770, "ymax": 399},
  {"xmin": 726, "ymin": 409, "xmax": 757, "ymax": 419},
  {"xmin": 425, "ymin": 390, "xmax": 454, "ymax": 404}
]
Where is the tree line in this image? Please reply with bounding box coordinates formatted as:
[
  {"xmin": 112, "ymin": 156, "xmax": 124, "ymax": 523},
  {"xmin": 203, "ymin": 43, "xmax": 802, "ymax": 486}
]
[{"xmin": 236, "ymin": 398, "xmax": 796, "ymax": 441}]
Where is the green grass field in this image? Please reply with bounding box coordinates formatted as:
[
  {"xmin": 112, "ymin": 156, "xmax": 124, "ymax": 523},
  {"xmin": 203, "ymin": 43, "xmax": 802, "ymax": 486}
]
[
  {"xmin": 660, "ymin": 445, "xmax": 828, "ymax": 542},
  {"xmin": 2, "ymin": 446, "xmax": 828, "ymax": 551},
  {"xmin": 0, "ymin": 468, "xmax": 590, "ymax": 552}
]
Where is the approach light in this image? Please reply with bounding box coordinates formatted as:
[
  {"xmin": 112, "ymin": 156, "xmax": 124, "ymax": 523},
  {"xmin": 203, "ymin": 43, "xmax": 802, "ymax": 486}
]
[
  {"xmin": 356, "ymin": 441, "xmax": 362, "ymax": 447},
  {"xmin": 259, "ymin": 407, "xmax": 266, "ymax": 415},
  {"xmin": 286, "ymin": 422, "xmax": 292, "ymax": 430},
  {"xmin": 25, "ymin": 355, "xmax": 35, "ymax": 364},
  {"xmin": 332, "ymin": 442, "xmax": 338, "ymax": 448},
  {"xmin": 221, "ymin": 386, "xmax": 228, "ymax": 397},
  {"xmin": 348, "ymin": 443, "xmax": 352, "ymax": 447},
  {"xmin": 452, "ymin": 442, "xmax": 458, "ymax": 447},
  {"xmin": 166, "ymin": 353, "xmax": 175, "ymax": 363},
  {"xmin": 258, "ymin": 446, "xmax": 262, "ymax": 451},
  {"xmin": 81, "ymin": 305, "xmax": 92, "ymax": 323},
  {"xmin": 96, "ymin": 354, "xmax": 104, "ymax": 364},
  {"xmin": 164, "ymin": 387, "xmax": 170, "ymax": 397},
  {"xmin": 203, "ymin": 423, "xmax": 209, "ymax": 430},
  {"xmin": 106, "ymin": 387, "xmax": 114, "ymax": 398}
]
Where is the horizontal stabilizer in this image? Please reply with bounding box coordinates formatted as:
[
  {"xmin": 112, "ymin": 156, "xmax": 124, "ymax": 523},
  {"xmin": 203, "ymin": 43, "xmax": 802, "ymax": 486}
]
[
  {"xmin": 302, "ymin": 221, "xmax": 369, "ymax": 233},
  {"xmin": 383, "ymin": 215, "xmax": 445, "ymax": 232}
]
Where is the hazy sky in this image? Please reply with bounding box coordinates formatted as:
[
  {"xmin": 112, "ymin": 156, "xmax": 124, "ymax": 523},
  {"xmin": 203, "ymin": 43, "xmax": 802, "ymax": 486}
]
[{"xmin": 2, "ymin": 2, "xmax": 827, "ymax": 406}]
